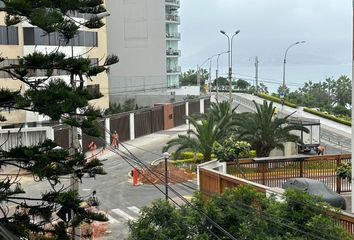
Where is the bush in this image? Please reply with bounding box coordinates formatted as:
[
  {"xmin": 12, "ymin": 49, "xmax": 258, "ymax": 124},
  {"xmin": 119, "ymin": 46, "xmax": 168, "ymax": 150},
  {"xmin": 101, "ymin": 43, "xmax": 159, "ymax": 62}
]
[
  {"xmin": 336, "ymin": 163, "xmax": 351, "ymax": 182},
  {"xmin": 256, "ymin": 93, "xmax": 298, "ymax": 108},
  {"xmin": 304, "ymin": 108, "xmax": 351, "ymax": 126},
  {"xmin": 171, "ymin": 151, "xmax": 204, "ymax": 161},
  {"xmin": 212, "ymin": 135, "xmax": 254, "ymax": 162}
]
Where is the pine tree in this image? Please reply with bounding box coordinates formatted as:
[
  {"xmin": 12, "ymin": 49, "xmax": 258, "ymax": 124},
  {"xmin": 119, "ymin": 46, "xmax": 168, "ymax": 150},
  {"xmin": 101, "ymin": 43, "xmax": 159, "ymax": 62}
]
[{"xmin": 0, "ymin": 0, "xmax": 118, "ymax": 238}]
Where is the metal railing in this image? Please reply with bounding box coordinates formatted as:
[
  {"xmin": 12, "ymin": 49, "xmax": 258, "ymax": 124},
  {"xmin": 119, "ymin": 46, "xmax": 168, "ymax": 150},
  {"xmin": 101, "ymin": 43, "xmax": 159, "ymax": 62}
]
[
  {"xmin": 165, "ymin": 0, "xmax": 180, "ymax": 6},
  {"xmin": 166, "ymin": 14, "xmax": 180, "ymax": 22},
  {"xmin": 167, "ymin": 66, "xmax": 181, "ymax": 73},
  {"xmin": 166, "ymin": 49, "xmax": 181, "ymax": 56},
  {"xmin": 166, "ymin": 32, "xmax": 181, "ymax": 39}
]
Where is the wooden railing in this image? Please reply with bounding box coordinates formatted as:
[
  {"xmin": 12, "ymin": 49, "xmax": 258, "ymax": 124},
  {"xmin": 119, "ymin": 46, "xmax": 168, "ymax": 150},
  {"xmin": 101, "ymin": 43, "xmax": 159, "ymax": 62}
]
[
  {"xmin": 227, "ymin": 154, "xmax": 352, "ymax": 193},
  {"xmin": 198, "ymin": 154, "xmax": 354, "ymax": 236}
]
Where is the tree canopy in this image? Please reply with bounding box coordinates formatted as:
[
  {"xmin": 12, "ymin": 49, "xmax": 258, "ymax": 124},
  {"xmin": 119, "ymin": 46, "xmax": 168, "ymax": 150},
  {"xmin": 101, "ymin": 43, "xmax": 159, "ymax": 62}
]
[
  {"xmin": 0, "ymin": 1, "xmax": 118, "ymax": 238},
  {"xmin": 128, "ymin": 186, "xmax": 350, "ymax": 240}
]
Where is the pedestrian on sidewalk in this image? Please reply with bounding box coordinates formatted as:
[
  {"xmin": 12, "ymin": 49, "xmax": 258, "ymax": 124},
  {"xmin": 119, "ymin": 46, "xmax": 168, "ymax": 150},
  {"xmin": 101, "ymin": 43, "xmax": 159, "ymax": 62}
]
[
  {"xmin": 111, "ymin": 130, "xmax": 119, "ymax": 149},
  {"xmin": 316, "ymin": 145, "xmax": 325, "ymax": 155},
  {"xmin": 88, "ymin": 141, "xmax": 97, "ymax": 157}
]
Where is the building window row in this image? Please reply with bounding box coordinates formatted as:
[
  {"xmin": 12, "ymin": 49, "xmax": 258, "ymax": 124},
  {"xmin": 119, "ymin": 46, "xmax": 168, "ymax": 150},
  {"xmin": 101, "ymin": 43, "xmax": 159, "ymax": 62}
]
[
  {"xmin": 0, "ymin": 58, "xmax": 99, "ymax": 78},
  {"xmin": 23, "ymin": 27, "xmax": 98, "ymax": 47},
  {"xmin": 0, "ymin": 26, "xmax": 19, "ymax": 45}
]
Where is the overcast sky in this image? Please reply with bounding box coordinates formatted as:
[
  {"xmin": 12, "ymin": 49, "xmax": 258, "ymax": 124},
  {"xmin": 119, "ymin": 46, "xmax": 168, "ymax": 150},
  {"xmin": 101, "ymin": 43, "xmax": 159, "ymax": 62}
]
[{"xmin": 179, "ymin": 0, "xmax": 352, "ymax": 91}]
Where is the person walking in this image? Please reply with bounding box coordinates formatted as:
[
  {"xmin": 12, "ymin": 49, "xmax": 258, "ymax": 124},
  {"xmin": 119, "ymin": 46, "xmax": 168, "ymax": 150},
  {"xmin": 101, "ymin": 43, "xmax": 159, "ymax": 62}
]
[
  {"xmin": 88, "ymin": 141, "xmax": 97, "ymax": 157},
  {"xmin": 112, "ymin": 130, "xmax": 119, "ymax": 149},
  {"xmin": 316, "ymin": 145, "xmax": 325, "ymax": 155}
]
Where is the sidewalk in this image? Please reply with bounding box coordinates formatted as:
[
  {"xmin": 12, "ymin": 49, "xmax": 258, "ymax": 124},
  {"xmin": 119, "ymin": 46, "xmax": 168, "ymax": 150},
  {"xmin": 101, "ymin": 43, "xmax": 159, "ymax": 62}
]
[{"xmin": 89, "ymin": 124, "xmax": 190, "ymax": 160}]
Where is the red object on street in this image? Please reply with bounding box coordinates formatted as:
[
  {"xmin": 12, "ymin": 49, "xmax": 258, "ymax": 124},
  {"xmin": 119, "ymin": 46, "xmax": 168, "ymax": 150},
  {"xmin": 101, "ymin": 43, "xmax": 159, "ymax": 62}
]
[{"xmin": 133, "ymin": 167, "xmax": 139, "ymax": 186}]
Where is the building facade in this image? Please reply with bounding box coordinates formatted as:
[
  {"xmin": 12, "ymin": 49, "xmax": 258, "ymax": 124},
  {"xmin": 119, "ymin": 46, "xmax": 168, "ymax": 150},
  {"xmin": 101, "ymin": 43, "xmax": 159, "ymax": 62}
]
[
  {"xmin": 106, "ymin": 0, "xmax": 181, "ymax": 99},
  {"xmin": 0, "ymin": 12, "xmax": 109, "ymax": 126}
]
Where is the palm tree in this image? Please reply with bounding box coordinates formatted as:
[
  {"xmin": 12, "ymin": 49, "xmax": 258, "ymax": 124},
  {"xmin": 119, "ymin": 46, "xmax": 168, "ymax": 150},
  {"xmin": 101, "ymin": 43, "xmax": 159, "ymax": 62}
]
[
  {"xmin": 163, "ymin": 113, "xmax": 232, "ymax": 162},
  {"xmin": 235, "ymin": 100, "xmax": 309, "ymax": 157},
  {"xmin": 207, "ymin": 101, "xmax": 238, "ymax": 122}
]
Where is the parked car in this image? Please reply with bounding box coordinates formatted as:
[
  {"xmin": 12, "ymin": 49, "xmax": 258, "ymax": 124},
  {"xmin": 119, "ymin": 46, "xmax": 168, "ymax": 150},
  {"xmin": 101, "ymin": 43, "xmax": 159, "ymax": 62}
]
[{"xmin": 282, "ymin": 178, "xmax": 346, "ymax": 210}]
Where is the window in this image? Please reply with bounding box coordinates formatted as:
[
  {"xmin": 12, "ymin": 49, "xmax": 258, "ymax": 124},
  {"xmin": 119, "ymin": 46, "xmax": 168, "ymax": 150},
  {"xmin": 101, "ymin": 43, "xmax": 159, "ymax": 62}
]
[
  {"xmin": 23, "ymin": 27, "xmax": 98, "ymax": 47},
  {"xmin": 0, "ymin": 26, "xmax": 19, "ymax": 45},
  {"xmin": 86, "ymin": 84, "xmax": 100, "ymax": 96}
]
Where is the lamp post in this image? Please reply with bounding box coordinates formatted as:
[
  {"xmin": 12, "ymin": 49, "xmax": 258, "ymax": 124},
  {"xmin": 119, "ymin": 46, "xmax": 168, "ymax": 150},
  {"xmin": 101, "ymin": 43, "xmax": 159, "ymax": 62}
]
[
  {"xmin": 220, "ymin": 30, "xmax": 240, "ymax": 105},
  {"xmin": 163, "ymin": 152, "xmax": 170, "ymax": 201},
  {"xmin": 282, "ymin": 41, "xmax": 305, "ymax": 88},
  {"xmin": 216, "ymin": 51, "xmax": 229, "ymax": 101}
]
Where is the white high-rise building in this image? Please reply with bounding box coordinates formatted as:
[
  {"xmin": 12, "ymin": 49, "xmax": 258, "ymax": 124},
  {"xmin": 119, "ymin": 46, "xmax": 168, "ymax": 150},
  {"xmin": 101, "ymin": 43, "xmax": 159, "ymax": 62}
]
[{"xmin": 106, "ymin": 0, "xmax": 181, "ymax": 97}]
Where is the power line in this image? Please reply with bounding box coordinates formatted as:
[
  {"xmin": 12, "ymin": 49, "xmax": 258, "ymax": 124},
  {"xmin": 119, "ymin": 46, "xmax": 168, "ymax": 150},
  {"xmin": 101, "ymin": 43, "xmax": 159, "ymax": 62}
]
[{"xmin": 89, "ymin": 122, "xmax": 236, "ymax": 239}]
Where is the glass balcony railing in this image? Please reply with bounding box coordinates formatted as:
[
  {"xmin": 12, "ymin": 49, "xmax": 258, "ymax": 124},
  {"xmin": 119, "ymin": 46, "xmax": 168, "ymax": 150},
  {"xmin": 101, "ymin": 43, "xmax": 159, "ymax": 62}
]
[
  {"xmin": 166, "ymin": 49, "xmax": 181, "ymax": 56},
  {"xmin": 166, "ymin": 14, "xmax": 180, "ymax": 23},
  {"xmin": 166, "ymin": 32, "xmax": 181, "ymax": 39},
  {"xmin": 165, "ymin": 0, "xmax": 180, "ymax": 6},
  {"xmin": 167, "ymin": 66, "xmax": 181, "ymax": 73}
]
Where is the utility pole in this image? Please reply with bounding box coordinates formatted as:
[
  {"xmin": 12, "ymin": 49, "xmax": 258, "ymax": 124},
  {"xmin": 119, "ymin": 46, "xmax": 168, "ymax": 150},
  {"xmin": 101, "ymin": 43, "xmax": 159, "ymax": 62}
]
[
  {"xmin": 163, "ymin": 152, "xmax": 170, "ymax": 201},
  {"xmin": 209, "ymin": 58, "xmax": 212, "ymax": 95},
  {"xmin": 255, "ymin": 56, "xmax": 259, "ymax": 94},
  {"xmin": 196, "ymin": 65, "xmax": 200, "ymax": 86}
]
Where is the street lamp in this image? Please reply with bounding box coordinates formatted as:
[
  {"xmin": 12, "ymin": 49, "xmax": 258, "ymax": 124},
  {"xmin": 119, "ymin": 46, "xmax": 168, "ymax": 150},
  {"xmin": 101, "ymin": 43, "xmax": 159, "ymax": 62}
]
[
  {"xmin": 216, "ymin": 51, "xmax": 229, "ymax": 101},
  {"xmin": 282, "ymin": 41, "xmax": 305, "ymax": 88},
  {"xmin": 163, "ymin": 152, "xmax": 170, "ymax": 201},
  {"xmin": 220, "ymin": 30, "xmax": 240, "ymax": 104}
]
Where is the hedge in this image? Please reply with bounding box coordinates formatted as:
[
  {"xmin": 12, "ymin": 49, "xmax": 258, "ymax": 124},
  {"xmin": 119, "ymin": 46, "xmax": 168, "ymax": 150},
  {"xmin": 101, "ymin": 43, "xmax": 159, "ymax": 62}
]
[
  {"xmin": 256, "ymin": 93, "xmax": 298, "ymax": 108},
  {"xmin": 303, "ymin": 107, "xmax": 351, "ymax": 126}
]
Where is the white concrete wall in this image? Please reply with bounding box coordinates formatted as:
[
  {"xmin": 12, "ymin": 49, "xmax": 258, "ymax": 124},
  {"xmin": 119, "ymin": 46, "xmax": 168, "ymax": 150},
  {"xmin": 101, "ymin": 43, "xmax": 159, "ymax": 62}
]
[{"xmin": 106, "ymin": 0, "xmax": 167, "ymax": 93}]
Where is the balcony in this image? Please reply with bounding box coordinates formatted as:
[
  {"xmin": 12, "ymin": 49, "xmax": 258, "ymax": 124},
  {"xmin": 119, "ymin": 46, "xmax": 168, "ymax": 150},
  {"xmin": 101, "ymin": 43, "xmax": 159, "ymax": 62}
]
[
  {"xmin": 166, "ymin": 32, "xmax": 181, "ymax": 40},
  {"xmin": 167, "ymin": 66, "xmax": 181, "ymax": 74},
  {"xmin": 166, "ymin": 49, "xmax": 181, "ymax": 57},
  {"xmin": 165, "ymin": 0, "xmax": 180, "ymax": 7},
  {"xmin": 166, "ymin": 14, "xmax": 180, "ymax": 24}
]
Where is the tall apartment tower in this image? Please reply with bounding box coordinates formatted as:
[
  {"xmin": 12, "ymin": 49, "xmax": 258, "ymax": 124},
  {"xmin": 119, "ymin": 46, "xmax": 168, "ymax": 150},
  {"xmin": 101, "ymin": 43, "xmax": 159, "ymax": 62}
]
[
  {"xmin": 106, "ymin": 0, "xmax": 181, "ymax": 99},
  {"xmin": 0, "ymin": 12, "xmax": 109, "ymax": 126}
]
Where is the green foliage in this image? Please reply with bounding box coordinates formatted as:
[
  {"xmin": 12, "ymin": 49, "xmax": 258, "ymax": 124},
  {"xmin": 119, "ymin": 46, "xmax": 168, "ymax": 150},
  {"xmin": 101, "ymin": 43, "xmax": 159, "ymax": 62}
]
[
  {"xmin": 304, "ymin": 107, "xmax": 351, "ymax": 126},
  {"xmin": 180, "ymin": 68, "xmax": 208, "ymax": 87},
  {"xmin": 171, "ymin": 151, "xmax": 204, "ymax": 161},
  {"xmin": 236, "ymin": 100, "xmax": 309, "ymax": 157},
  {"xmin": 105, "ymin": 99, "xmax": 145, "ymax": 115},
  {"xmin": 286, "ymin": 76, "xmax": 352, "ymax": 118},
  {"xmin": 129, "ymin": 186, "xmax": 350, "ymax": 239},
  {"xmin": 234, "ymin": 79, "xmax": 251, "ymax": 91},
  {"xmin": 163, "ymin": 101, "xmax": 237, "ymax": 162},
  {"xmin": 212, "ymin": 135, "xmax": 252, "ymax": 162},
  {"xmin": 336, "ymin": 163, "xmax": 351, "ymax": 182},
  {"xmin": 213, "ymin": 77, "xmax": 228, "ymax": 86},
  {"xmin": 0, "ymin": 1, "xmax": 116, "ymax": 238},
  {"xmin": 256, "ymin": 93, "xmax": 298, "ymax": 108}
]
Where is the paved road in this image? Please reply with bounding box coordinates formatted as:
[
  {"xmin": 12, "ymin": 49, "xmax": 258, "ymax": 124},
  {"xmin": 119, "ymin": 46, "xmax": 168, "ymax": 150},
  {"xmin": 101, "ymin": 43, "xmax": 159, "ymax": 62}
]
[
  {"xmin": 21, "ymin": 127, "xmax": 196, "ymax": 239},
  {"xmin": 216, "ymin": 93, "xmax": 351, "ymax": 154}
]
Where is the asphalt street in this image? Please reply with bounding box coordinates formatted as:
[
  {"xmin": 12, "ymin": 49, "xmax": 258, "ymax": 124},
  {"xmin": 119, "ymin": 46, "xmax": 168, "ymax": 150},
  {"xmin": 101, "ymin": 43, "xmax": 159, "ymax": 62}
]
[
  {"xmin": 20, "ymin": 127, "xmax": 195, "ymax": 239},
  {"xmin": 218, "ymin": 93, "xmax": 351, "ymax": 155}
]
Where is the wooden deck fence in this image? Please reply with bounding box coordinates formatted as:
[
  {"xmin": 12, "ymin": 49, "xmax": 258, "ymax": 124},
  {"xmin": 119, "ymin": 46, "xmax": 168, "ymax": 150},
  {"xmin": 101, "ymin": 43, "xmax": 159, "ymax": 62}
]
[
  {"xmin": 227, "ymin": 154, "xmax": 352, "ymax": 193},
  {"xmin": 199, "ymin": 155, "xmax": 354, "ymax": 236}
]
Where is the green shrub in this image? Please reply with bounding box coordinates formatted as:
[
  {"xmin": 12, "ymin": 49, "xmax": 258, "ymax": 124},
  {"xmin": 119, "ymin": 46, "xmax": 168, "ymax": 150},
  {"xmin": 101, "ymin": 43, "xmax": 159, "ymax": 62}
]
[
  {"xmin": 170, "ymin": 158, "xmax": 195, "ymax": 165},
  {"xmin": 336, "ymin": 163, "xmax": 351, "ymax": 182},
  {"xmin": 256, "ymin": 93, "xmax": 298, "ymax": 108},
  {"xmin": 304, "ymin": 108, "xmax": 351, "ymax": 126},
  {"xmin": 171, "ymin": 151, "xmax": 204, "ymax": 161},
  {"xmin": 212, "ymin": 135, "xmax": 253, "ymax": 162}
]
